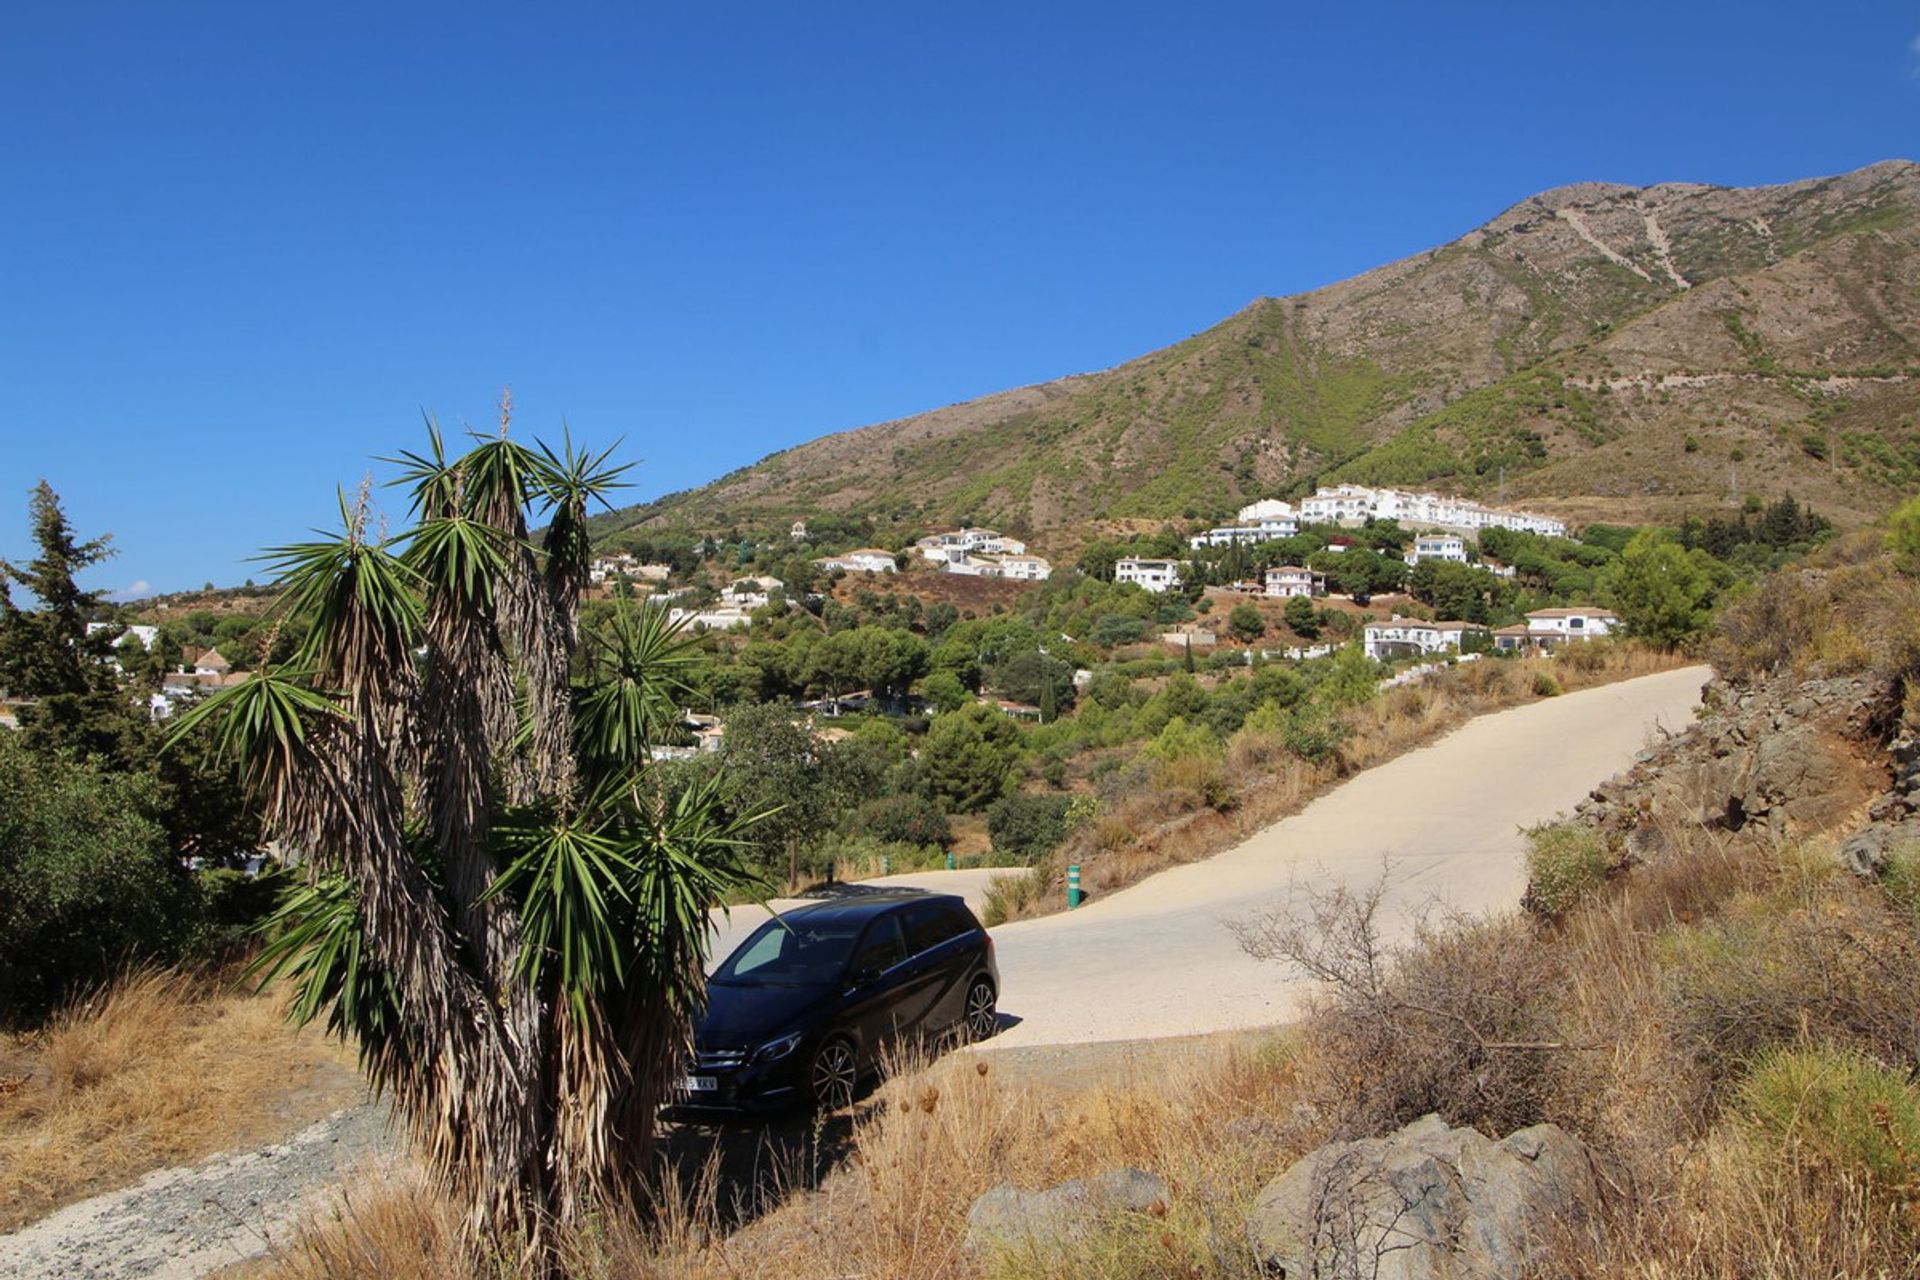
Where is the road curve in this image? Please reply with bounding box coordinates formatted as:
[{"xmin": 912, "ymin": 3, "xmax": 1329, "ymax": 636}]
[{"xmin": 984, "ymin": 665, "xmax": 1709, "ymax": 1049}]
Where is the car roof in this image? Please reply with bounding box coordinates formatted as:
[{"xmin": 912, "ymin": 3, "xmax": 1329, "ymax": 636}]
[{"xmin": 774, "ymin": 891, "xmax": 966, "ymax": 925}]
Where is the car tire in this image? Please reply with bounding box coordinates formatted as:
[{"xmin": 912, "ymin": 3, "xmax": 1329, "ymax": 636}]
[
  {"xmin": 961, "ymin": 976, "xmax": 997, "ymax": 1043},
  {"xmin": 810, "ymin": 1036, "xmax": 858, "ymax": 1110}
]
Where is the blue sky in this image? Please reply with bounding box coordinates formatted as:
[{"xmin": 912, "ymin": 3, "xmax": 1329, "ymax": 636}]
[{"xmin": 2, "ymin": 3, "xmax": 1916, "ymax": 596}]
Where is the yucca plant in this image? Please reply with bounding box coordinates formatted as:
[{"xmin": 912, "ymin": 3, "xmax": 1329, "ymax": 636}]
[{"xmin": 174, "ymin": 411, "xmax": 763, "ymax": 1270}]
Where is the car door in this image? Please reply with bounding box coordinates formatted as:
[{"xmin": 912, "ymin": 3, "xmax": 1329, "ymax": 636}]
[
  {"xmin": 839, "ymin": 913, "xmax": 910, "ymax": 1066},
  {"xmin": 899, "ymin": 901, "xmax": 971, "ymax": 1032}
]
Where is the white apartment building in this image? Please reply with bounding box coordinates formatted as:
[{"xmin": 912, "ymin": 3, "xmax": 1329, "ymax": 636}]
[
  {"xmin": 1116, "ymin": 557, "xmax": 1183, "ymax": 593},
  {"xmin": 1404, "ymin": 533, "xmax": 1468, "ymax": 566},
  {"xmin": 1189, "ymin": 517, "xmax": 1297, "ymax": 548},
  {"xmin": 1299, "ymin": 485, "xmax": 1567, "ymax": 538},
  {"xmin": 1263, "ymin": 565, "xmax": 1319, "ymax": 598},
  {"xmin": 1362, "ymin": 617, "xmax": 1489, "ymax": 661}
]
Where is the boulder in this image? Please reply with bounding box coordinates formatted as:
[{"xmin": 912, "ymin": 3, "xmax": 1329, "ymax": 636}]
[
  {"xmin": 964, "ymin": 1167, "xmax": 1167, "ymax": 1255},
  {"xmin": 1247, "ymin": 1114, "xmax": 1603, "ymax": 1280},
  {"xmin": 1838, "ymin": 818, "xmax": 1920, "ymax": 878}
]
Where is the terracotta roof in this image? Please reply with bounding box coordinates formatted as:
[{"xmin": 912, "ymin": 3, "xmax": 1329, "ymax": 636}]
[
  {"xmin": 1526, "ymin": 607, "xmax": 1618, "ymax": 619},
  {"xmin": 1494, "ymin": 624, "xmax": 1531, "ymax": 636}
]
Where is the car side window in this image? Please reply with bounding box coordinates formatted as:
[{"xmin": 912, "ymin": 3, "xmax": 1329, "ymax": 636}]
[
  {"xmin": 902, "ymin": 903, "xmax": 953, "ymax": 957},
  {"xmin": 903, "ymin": 901, "xmax": 980, "ymax": 956},
  {"xmin": 849, "ymin": 915, "xmax": 906, "ymax": 979}
]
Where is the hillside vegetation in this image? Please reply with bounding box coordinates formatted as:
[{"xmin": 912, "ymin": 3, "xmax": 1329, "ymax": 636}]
[{"xmin": 601, "ymin": 161, "xmax": 1920, "ymax": 547}]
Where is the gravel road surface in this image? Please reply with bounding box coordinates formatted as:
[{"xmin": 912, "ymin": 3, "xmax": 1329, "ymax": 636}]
[{"xmin": 0, "ymin": 1105, "xmax": 392, "ymax": 1280}]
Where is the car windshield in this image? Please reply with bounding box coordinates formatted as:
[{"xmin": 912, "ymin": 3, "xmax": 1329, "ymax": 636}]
[{"xmin": 712, "ymin": 914, "xmax": 866, "ymax": 987}]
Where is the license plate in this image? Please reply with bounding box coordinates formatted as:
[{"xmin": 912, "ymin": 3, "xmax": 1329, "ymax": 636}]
[{"xmin": 681, "ymin": 1075, "xmax": 718, "ymax": 1094}]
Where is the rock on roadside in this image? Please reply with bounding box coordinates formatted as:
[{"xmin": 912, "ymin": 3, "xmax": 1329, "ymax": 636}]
[
  {"xmin": 1247, "ymin": 1113, "xmax": 1603, "ymax": 1280},
  {"xmin": 963, "ymin": 1167, "xmax": 1168, "ymax": 1256}
]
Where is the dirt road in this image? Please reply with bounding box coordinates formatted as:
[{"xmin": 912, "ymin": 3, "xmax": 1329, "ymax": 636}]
[{"xmin": 983, "ymin": 665, "xmax": 1708, "ymax": 1048}]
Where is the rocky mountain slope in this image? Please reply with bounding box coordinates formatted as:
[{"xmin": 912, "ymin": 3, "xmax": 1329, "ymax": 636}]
[{"xmin": 606, "ymin": 161, "xmax": 1920, "ymax": 542}]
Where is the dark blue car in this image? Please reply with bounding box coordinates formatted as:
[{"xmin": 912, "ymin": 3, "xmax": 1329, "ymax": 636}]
[{"xmin": 679, "ymin": 892, "xmax": 999, "ymax": 1113}]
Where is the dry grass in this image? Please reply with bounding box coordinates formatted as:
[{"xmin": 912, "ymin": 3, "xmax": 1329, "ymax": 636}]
[
  {"xmin": 0, "ymin": 969, "xmax": 363, "ymax": 1231},
  {"xmin": 1007, "ymin": 643, "xmax": 1689, "ymax": 919},
  {"xmin": 244, "ymin": 1037, "xmax": 1306, "ymax": 1280}
]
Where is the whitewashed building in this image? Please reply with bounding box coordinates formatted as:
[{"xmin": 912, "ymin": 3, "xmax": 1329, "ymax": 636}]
[
  {"xmin": 1116, "ymin": 558, "xmax": 1183, "ymax": 593},
  {"xmin": 1362, "ymin": 617, "xmax": 1488, "ymax": 661},
  {"xmin": 1189, "ymin": 517, "xmax": 1297, "ymax": 548},
  {"xmin": 589, "ymin": 554, "xmax": 671, "ymax": 585},
  {"xmin": 998, "ymin": 555, "xmax": 1053, "ymax": 581},
  {"xmin": 916, "ymin": 528, "xmax": 1026, "ymax": 561},
  {"xmin": 88, "ymin": 622, "xmax": 159, "ymax": 650},
  {"xmin": 1404, "ymin": 534, "xmax": 1468, "ymax": 566},
  {"xmin": 813, "ymin": 548, "xmax": 898, "ymax": 574},
  {"xmin": 1520, "ymin": 607, "xmax": 1619, "ymax": 648},
  {"xmin": 1263, "ymin": 565, "xmax": 1319, "ymax": 598},
  {"xmin": 1300, "ymin": 484, "xmax": 1567, "ymax": 538}
]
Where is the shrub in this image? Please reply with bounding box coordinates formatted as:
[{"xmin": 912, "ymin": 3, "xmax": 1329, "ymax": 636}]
[
  {"xmin": 190, "ymin": 867, "xmax": 283, "ymax": 959},
  {"xmin": 986, "ymin": 794, "xmax": 1073, "ymax": 861},
  {"xmin": 980, "ymin": 870, "xmax": 1044, "ymax": 926},
  {"xmin": 1531, "ymin": 672, "xmax": 1563, "ymax": 697},
  {"xmin": 1233, "ymin": 881, "xmax": 1565, "ymax": 1137},
  {"xmin": 0, "ymin": 739, "xmax": 194, "ymax": 1023},
  {"xmin": 1737, "ymin": 1044, "xmax": 1920, "ymax": 1192},
  {"xmin": 1522, "ymin": 822, "xmax": 1610, "ymax": 917},
  {"xmin": 1890, "ymin": 494, "xmax": 1920, "ymax": 576},
  {"xmin": 1881, "ymin": 843, "xmax": 1920, "ymax": 920},
  {"xmin": 1227, "ymin": 602, "xmax": 1266, "ymax": 643},
  {"xmin": 854, "ymin": 793, "xmax": 953, "ymax": 848}
]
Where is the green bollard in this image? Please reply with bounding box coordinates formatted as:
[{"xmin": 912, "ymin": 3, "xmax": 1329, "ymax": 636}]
[
  {"xmin": 946, "ymin": 851, "xmax": 955, "ymax": 871},
  {"xmin": 1067, "ymin": 863, "xmax": 1083, "ymax": 909},
  {"xmin": 881, "ymin": 854, "xmax": 891, "ymax": 877}
]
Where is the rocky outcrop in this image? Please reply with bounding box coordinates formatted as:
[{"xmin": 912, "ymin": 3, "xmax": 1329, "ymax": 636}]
[
  {"xmin": 1247, "ymin": 1114, "xmax": 1604, "ymax": 1280},
  {"xmin": 963, "ymin": 1167, "xmax": 1168, "ymax": 1256},
  {"xmin": 1570, "ymin": 673, "xmax": 1895, "ymax": 862}
]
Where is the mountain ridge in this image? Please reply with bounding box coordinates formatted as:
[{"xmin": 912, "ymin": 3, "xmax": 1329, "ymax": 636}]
[{"xmin": 602, "ymin": 160, "xmax": 1920, "ymax": 545}]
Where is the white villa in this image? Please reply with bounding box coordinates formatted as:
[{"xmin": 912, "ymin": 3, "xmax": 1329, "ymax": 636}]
[
  {"xmin": 916, "ymin": 528, "xmax": 1027, "ymax": 562},
  {"xmin": 813, "ymin": 548, "xmax": 898, "ymax": 574},
  {"xmin": 1263, "ymin": 565, "xmax": 1320, "ymax": 598},
  {"xmin": 588, "ymin": 554, "xmax": 672, "ymax": 585},
  {"xmin": 87, "ymin": 622, "xmax": 159, "ymax": 650},
  {"xmin": 1493, "ymin": 607, "xmax": 1621, "ymax": 651},
  {"xmin": 1404, "ymin": 533, "xmax": 1468, "ymax": 566},
  {"xmin": 914, "ymin": 528, "xmax": 1049, "ymax": 580},
  {"xmin": 1116, "ymin": 558, "xmax": 1183, "ymax": 593},
  {"xmin": 1362, "ymin": 617, "xmax": 1489, "ymax": 661},
  {"xmin": 998, "ymin": 554, "xmax": 1052, "ymax": 581},
  {"xmin": 719, "ymin": 575, "xmax": 785, "ymax": 611},
  {"xmin": 1299, "ymin": 485, "xmax": 1566, "ymax": 538}
]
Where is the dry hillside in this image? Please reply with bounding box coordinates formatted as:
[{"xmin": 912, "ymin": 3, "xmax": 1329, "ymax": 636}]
[{"xmin": 603, "ymin": 161, "xmax": 1920, "ymax": 544}]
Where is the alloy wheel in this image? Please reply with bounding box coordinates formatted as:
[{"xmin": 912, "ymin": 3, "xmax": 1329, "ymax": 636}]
[
  {"xmin": 811, "ymin": 1038, "xmax": 857, "ymax": 1110},
  {"xmin": 964, "ymin": 979, "xmax": 997, "ymax": 1042}
]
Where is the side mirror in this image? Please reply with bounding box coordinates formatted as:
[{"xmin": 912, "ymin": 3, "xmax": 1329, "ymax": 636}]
[{"xmin": 849, "ymin": 962, "xmax": 881, "ymax": 987}]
